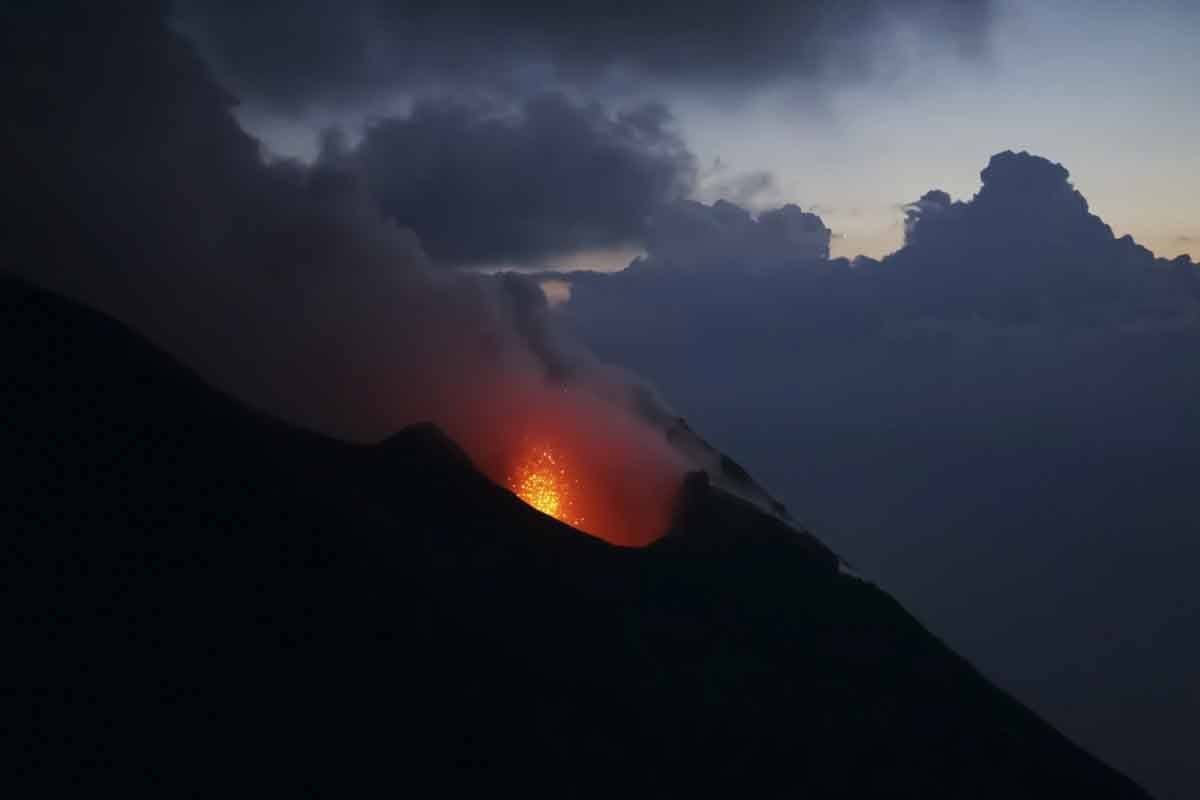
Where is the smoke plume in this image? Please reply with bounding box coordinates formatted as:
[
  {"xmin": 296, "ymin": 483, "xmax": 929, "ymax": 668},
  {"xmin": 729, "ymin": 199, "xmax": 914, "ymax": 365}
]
[{"xmin": 3, "ymin": 4, "xmax": 697, "ymax": 546}]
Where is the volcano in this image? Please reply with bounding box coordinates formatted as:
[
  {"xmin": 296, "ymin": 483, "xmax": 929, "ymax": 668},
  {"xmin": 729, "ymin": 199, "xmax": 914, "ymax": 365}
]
[
  {"xmin": 6, "ymin": 276, "xmax": 1149, "ymax": 796},
  {"xmin": 508, "ymin": 443, "xmax": 587, "ymax": 527}
]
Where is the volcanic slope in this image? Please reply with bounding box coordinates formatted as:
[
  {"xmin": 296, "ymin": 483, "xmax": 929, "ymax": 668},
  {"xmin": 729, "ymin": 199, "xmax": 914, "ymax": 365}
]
[{"xmin": 5, "ymin": 277, "xmax": 1149, "ymax": 797}]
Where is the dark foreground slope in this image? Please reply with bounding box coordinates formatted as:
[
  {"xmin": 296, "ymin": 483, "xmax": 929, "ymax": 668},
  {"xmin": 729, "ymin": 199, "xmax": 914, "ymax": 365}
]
[{"xmin": 4, "ymin": 278, "xmax": 1149, "ymax": 797}]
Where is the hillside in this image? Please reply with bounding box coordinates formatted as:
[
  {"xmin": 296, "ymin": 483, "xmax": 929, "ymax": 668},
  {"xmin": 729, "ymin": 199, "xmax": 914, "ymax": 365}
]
[{"xmin": 5, "ymin": 277, "xmax": 1150, "ymax": 796}]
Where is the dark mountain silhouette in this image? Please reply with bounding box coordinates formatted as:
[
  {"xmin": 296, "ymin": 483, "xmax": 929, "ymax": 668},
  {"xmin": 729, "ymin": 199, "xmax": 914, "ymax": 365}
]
[{"xmin": 6, "ymin": 276, "xmax": 1150, "ymax": 796}]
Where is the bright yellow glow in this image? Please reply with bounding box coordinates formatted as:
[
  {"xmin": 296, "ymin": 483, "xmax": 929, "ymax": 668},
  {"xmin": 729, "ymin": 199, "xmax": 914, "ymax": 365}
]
[{"xmin": 509, "ymin": 446, "xmax": 584, "ymax": 527}]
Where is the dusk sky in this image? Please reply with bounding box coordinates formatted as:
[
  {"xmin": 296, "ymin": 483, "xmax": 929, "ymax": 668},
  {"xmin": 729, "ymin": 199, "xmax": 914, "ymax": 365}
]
[{"xmin": 183, "ymin": 1, "xmax": 1200, "ymax": 266}]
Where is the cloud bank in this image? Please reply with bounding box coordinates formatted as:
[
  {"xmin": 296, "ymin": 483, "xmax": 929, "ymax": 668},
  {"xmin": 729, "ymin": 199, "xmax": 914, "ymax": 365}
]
[
  {"xmin": 633, "ymin": 199, "xmax": 832, "ymax": 273},
  {"xmin": 172, "ymin": 0, "xmax": 995, "ymax": 112}
]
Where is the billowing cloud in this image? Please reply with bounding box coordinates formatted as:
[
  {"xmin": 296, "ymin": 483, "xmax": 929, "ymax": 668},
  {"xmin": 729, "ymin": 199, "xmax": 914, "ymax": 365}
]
[
  {"xmin": 567, "ymin": 150, "xmax": 1199, "ymax": 334},
  {"xmin": 3, "ymin": 2, "xmax": 717, "ymax": 546},
  {"xmin": 164, "ymin": 1, "xmax": 992, "ymax": 271},
  {"xmin": 633, "ymin": 200, "xmax": 832, "ymax": 273},
  {"xmin": 902, "ymin": 189, "xmax": 956, "ymax": 245},
  {"xmin": 348, "ymin": 94, "xmax": 695, "ymax": 266},
  {"xmin": 171, "ymin": 0, "xmax": 995, "ymax": 112},
  {"xmin": 881, "ymin": 151, "xmax": 1197, "ymax": 323}
]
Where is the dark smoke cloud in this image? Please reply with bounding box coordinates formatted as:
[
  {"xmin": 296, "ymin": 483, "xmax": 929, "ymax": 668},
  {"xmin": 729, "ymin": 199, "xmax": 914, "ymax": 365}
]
[
  {"xmin": 165, "ymin": 1, "xmax": 990, "ymax": 270},
  {"xmin": 3, "ymin": 2, "xmax": 703, "ymax": 545},
  {"xmin": 347, "ymin": 94, "xmax": 695, "ymax": 266},
  {"xmin": 171, "ymin": 0, "xmax": 995, "ymax": 112}
]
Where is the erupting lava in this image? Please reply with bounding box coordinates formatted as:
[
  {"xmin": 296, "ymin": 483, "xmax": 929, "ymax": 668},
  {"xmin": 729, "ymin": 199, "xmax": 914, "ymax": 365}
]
[{"xmin": 508, "ymin": 445, "xmax": 585, "ymax": 528}]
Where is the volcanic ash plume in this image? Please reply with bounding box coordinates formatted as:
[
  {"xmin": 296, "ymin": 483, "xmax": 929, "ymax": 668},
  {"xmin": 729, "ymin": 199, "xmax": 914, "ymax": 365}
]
[{"xmin": 5, "ymin": 4, "xmax": 693, "ymax": 547}]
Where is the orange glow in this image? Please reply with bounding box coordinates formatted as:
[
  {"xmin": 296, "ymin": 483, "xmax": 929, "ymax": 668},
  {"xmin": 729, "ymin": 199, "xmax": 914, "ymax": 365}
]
[{"xmin": 508, "ymin": 445, "xmax": 585, "ymax": 528}]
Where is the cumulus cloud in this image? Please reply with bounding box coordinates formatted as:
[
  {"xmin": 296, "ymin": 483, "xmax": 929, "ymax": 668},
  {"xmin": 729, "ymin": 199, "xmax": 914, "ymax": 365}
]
[
  {"xmin": 883, "ymin": 151, "xmax": 1196, "ymax": 323},
  {"xmin": 552, "ymin": 152, "xmax": 1195, "ymax": 347},
  {"xmin": 171, "ymin": 0, "xmax": 995, "ymax": 112},
  {"xmin": 348, "ymin": 94, "xmax": 695, "ymax": 267},
  {"xmin": 633, "ymin": 200, "xmax": 832, "ymax": 273},
  {"xmin": 902, "ymin": 189, "xmax": 956, "ymax": 245}
]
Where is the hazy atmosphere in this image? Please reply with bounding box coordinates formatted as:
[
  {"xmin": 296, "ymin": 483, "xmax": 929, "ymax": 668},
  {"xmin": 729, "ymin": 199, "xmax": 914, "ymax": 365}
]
[{"xmin": 7, "ymin": 2, "xmax": 1197, "ymax": 796}]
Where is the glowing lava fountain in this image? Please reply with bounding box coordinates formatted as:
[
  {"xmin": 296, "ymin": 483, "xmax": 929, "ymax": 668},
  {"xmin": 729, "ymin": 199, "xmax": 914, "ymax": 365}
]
[{"xmin": 508, "ymin": 445, "xmax": 585, "ymax": 528}]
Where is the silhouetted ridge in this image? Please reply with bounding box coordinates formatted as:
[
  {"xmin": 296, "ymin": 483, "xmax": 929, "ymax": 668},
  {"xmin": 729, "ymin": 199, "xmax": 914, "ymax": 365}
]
[
  {"xmin": 6, "ymin": 278, "xmax": 1151, "ymax": 797},
  {"xmin": 665, "ymin": 414, "xmax": 794, "ymax": 518},
  {"xmin": 371, "ymin": 420, "xmax": 479, "ymax": 476},
  {"xmin": 663, "ymin": 470, "xmax": 840, "ymax": 570}
]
